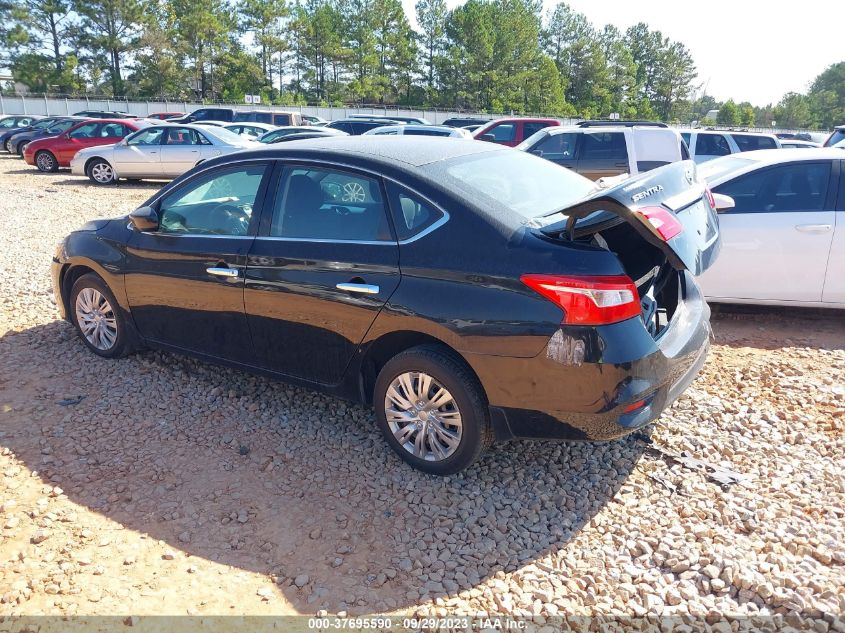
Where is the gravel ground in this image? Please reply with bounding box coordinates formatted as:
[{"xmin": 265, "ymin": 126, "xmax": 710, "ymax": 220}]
[{"xmin": 1, "ymin": 157, "xmax": 844, "ymax": 627}]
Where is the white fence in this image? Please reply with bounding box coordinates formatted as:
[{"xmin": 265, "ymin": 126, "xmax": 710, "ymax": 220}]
[
  {"xmin": 0, "ymin": 95, "xmax": 501, "ymax": 125},
  {"xmin": 0, "ymin": 95, "xmax": 819, "ymax": 135}
]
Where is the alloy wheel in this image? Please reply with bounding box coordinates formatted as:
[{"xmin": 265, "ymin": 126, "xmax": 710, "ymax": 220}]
[
  {"xmin": 36, "ymin": 152, "xmax": 55, "ymax": 172},
  {"xmin": 90, "ymin": 161, "xmax": 114, "ymax": 183},
  {"xmin": 74, "ymin": 288, "xmax": 118, "ymax": 350},
  {"xmin": 384, "ymin": 371, "xmax": 463, "ymax": 462},
  {"xmin": 3, "ymin": 139, "xmax": 10, "ymax": 152}
]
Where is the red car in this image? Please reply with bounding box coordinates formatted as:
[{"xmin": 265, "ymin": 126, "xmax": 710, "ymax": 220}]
[
  {"xmin": 148, "ymin": 112, "xmax": 186, "ymax": 120},
  {"xmin": 473, "ymin": 117, "xmax": 561, "ymax": 147},
  {"xmin": 25, "ymin": 119, "xmax": 152, "ymax": 172}
]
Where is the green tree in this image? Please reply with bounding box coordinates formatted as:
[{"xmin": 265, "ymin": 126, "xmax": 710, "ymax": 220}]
[
  {"xmin": 3, "ymin": 0, "xmax": 81, "ymax": 91},
  {"xmin": 74, "ymin": 0, "xmax": 148, "ymax": 95},
  {"xmin": 717, "ymin": 99, "xmax": 741, "ymax": 125},
  {"xmin": 128, "ymin": 15, "xmax": 187, "ymax": 97},
  {"xmin": 774, "ymin": 92, "xmax": 815, "ymax": 129},
  {"xmin": 739, "ymin": 102, "xmax": 755, "ymax": 126},
  {"xmin": 238, "ymin": 0, "xmax": 288, "ymax": 87},
  {"xmin": 652, "ymin": 41, "xmax": 696, "ymax": 120},
  {"xmin": 808, "ymin": 62, "xmax": 845, "ymax": 129},
  {"xmin": 168, "ymin": 0, "xmax": 236, "ymax": 99},
  {"xmin": 415, "ymin": 0, "xmax": 446, "ymax": 91}
]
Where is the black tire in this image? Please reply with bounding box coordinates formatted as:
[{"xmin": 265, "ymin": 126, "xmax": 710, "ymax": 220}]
[
  {"xmin": 3, "ymin": 139, "xmax": 11, "ymax": 153},
  {"xmin": 373, "ymin": 344, "xmax": 493, "ymax": 475},
  {"xmin": 35, "ymin": 150, "xmax": 58, "ymax": 172},
  {"xmin": 86, "ymin": 158, "xmax": 116, "ymax": 184},
  {"xmin": 69, "ymin": 273, "xmax": 131, "ymax": 358},
  {"xmin": 17, "ymin": 141, "xmax": 28, "ymax": 157}
]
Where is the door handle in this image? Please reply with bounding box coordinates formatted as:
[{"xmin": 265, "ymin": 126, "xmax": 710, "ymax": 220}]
[
  {"xmin": 795, "ymin": 224, "xmax": 832, "ymax": 233},
  {"xmin": 336, "ymin": 282, "xmax": 379, "ymax": 294},
  {"xmin": 207, "ymin": 267, "xmax": 239, "ymax": 278}
]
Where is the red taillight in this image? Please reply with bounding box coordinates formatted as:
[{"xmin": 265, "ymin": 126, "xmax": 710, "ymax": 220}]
[
  {"xmin": 704, "ymin": 187, "xmax": 716, "ymax": 210},
  {"xmin": 636, "ymin": 206, "xmax": 683, "ymax": 241},
  {"xmin": 520, "ymin": 274, "xmax": 641, "ymax": 326}
]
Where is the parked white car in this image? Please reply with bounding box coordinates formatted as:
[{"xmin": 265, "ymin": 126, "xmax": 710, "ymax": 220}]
[
  {"xmin": 71, "ymin": 124, "xmax": 258, "ymax": 184},
  {"xmin": 680, "ymin": 129, "xmax": 781, "ymax": 163},
  {"xmin": 362, "ymin": 124, "xmax": 472, "ymax": 138},
  {"xmin": 697, "ymin": 149, "xmax": 844, "ymax": 308}
]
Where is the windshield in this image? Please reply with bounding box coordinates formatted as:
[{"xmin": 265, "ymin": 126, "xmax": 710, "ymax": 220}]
[
  {"xmin": 437, "ymin": 150, "xmax": 595, "ymax": 218},
  {"xmin": 697, "ymin": 155, "xmax": 755, "ymax": 183},
  {"xmin": 32, "ymin": 119, "xmax": 56, "ymax": 130}
]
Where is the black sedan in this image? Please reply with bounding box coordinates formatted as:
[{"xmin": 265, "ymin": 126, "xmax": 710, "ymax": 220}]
[{"xmin": 52, "ymin": 137, "xmax": 720, "ymax": 474}]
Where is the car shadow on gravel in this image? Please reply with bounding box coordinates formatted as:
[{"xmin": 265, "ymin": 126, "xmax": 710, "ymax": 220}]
[
  {"xmin": 0, "ymin": 320, "xmax": 647, "ymax": 615},
  {"xmin": 49, "ymin": 178, "xmax": 165, "ymax": 191},
  {"xmin": 710, "ymin": 305, "xmax": 845, "ymax": 352}
]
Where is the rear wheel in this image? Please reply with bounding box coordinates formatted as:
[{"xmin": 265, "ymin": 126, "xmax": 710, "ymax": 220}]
[
  {"xmin": 87, "ymin": 159, "xmax": 116, "ymax": 184},
  {"xmin": 35, "ymin": 150, "xmax": 58, "ymax": 172},
  {"xmin": 70, "ymin": 273, "xmax": 130, "ymax": 358},
  {"xmin": 373, "ymin": 345, "xmax": 493, "ymax": 475}
]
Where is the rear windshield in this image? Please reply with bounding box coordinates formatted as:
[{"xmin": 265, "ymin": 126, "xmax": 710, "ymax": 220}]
[
  {"xmin": 697, "ymin": 155, "xmax": 755, "ymax": 182},
  {"xmin": 435, "ymin": 150, "xmax": 595, "ymax": 219}
]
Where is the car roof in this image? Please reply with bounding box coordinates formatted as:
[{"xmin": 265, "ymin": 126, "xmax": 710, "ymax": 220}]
[
  {"xmin": 219, "ymin": 135, "xmax": 505, "ymax": 168},
  {"xmin": 703, "ymin": 148, "xmax": 844, "ymax": 184}
]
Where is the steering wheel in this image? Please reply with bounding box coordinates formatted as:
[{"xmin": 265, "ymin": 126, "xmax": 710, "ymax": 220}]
[{"xmin": 206, "ymin": 203, "xmax": 251, "ymax": 235}]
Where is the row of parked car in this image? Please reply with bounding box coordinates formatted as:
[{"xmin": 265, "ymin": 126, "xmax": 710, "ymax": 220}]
[{"xmin": 5, "ymin": 109, "xmax": 842, "ymax": 189}]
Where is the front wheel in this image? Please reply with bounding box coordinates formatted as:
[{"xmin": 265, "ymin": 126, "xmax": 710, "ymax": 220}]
[
  {"xmin": 17, "ymin": 141, "xmax": 28, "ymax": 157},
  {"xmin": 35, "ymin": 150, "xmax": 58, "ymax": 172},
  {"xmin": 87, "ymin": 159, "xmax": 116, "ymax": 184},
  {"xmin": 70, "ymin": 273, "xmax": 130, "ymax": 358},
  {"xmin": 3, "ymin": 139, "xmax": 11, "ymax": 153},
  {"xmin": 373, "ymin": 345, "xmax": 493, "ymax": 475}
]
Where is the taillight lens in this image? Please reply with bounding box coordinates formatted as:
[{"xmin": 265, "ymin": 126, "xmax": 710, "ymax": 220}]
[
  {"xmin": 520, "ymin": 274, "xmax": 641, "ymax": 325},
  {"xmin": 636, "ymin": 206, "xmax": 683, "ymax": 241},
  {"xmin": 704, "ymin": 187, "xmax": 716, "ymax": 210}
]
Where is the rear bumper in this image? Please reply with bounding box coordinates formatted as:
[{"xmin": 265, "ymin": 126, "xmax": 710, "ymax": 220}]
[{"xmin": 465, "ymin": 270, "xmax": 711, "ymax": 441}]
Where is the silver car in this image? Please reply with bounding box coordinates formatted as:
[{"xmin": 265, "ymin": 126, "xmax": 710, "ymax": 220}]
[{"xmin": 70, "ymin": 124, "xmax": 259, "ymax": 184}]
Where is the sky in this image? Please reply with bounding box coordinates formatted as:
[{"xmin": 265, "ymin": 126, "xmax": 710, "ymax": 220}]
[{"xmin": 400, "ymin": 0, "xmax": 842, "ymax": 106}]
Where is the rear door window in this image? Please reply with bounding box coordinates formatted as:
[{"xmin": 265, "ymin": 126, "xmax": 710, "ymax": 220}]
[
  {"xmin": 579, "ymin": 132, "xmax": 627, "ymax": 160},
  {"xmin": 731, "ymin": 134, "xmax": 778, "ymax": 151},
  {"xmin": 164, "ymin": 127, "xmax": 205, "ymax": 145},
  {"xmin": 270, "ymin": 167, "xmax": 392, "ymax": 241},
  {"xmin": 273, "ymin": 114, "xmax": 292, "ymax": 125},
  {"xmin": 715, "ymin": 162, "xmax": 831, "ymax": 213},
  {"xmin": 100, "ymin": 123, "xmax": 129, "ymax": 137},
  {"xmin": 523, "ymin": 122, "xmax": 553, "ymax": 138}
]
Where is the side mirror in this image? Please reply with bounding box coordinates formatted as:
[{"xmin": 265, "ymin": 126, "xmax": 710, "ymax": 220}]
[
  {"xmin": 479, "ymin": 134, "xmax": 496, "ymax": 142},
  {"xmin": 712, "ymin": 193, "xmax": 735, "ymax": 212},
  {"xmin": 530, "ymin": 149, "xmax": 544, "ymax": 157},
  {"xmin": 129, "ymin": 206, "xmax": 159, "ymax": 231}
]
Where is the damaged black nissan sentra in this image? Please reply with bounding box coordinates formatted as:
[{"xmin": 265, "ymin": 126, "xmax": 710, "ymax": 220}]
[{"xmin": 52, "ymin": 137, "xmax": 721, "ymax": 475}]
